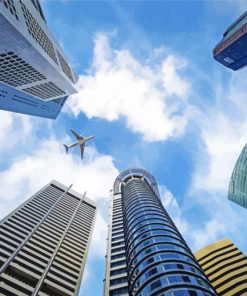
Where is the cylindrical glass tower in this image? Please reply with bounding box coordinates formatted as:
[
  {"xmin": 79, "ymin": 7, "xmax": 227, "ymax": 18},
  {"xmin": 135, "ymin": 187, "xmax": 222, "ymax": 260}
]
[{"xmin": 105, "ymin": 168, "xmax": 216, "ymax": 296}]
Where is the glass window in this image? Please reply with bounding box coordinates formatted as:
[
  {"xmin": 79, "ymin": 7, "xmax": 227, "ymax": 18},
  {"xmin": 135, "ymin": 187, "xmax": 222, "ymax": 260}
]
[
  {"xmin": 109, "ymin": 287, "xmax": 128, "ymax": 296},
  {"xmin": 110, "ymin": 260, "xmax": 126, "ymax": 267},
  {"xmin": 145, "ymin": 248, "xmax": 152, "ymax": 255},
  {"xmin": 112, "ymin": 231, "xmax": 124, "ymax": 237},
  {"xmin": 150, "ymin": 279, "xmax": 161, "ymax": 291},
  {"xmin": 110, "ymin": 268, "xmax": 126, "ymax": 276},
  {"xmin": 196, "ymin": 278, "xmax": 204, "ymax": 287},
  {"xmin": 168, "ymin": 275, "xmax": 181, "ymax": 283},
  {"xmin": 147, "ymin": 257, "xmax": 154, "ymax": 264},
  {"xmin": 112, "ymin": 236, "xmax": 124, "ymax": 242},
  {"xmin": 182, "ymin": 276, "xmax": 190, "ymax": 283},
  {"xmin": 112, "ymin": 241, "xmax": 125, "ymax": 247},
  {"xmin": 111, "ymin": 253, "xmax": 126, "ymax": 260},
  {"xmin": 110, "ymin": 277, "xmax": 127, "ymax": 286},
  {"xmin": 163, "ymin": 263, "xmax": 176, "ymax": 271},
  {"xmin": 189, "ymin": 291, "xmax": 198, "ymax": 296},
  {"xmin": 112, "ymin": 247, "xmax": 125, "ymax": 254},
  {"xmin": 149, "ymin": 267, "xmax": 157, "ymax": 276}
]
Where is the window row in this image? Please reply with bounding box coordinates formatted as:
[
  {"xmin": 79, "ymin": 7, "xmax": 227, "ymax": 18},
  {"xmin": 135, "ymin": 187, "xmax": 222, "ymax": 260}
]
[
  {"xmin": 129, "ymin": 230, "xmax": 184, "ymax": 251},
  {"xmin": 137, "ymin": 273, "xmax": 214, "ymax": 296},
  {"xmin": 129, "ymin": 244, "xmax": 192, "ymax": 273},
  {"xmin": 132, "ymin": 262, "xmax": 206, "ymax": 291},
  {"xmin": 129, "ymin": 252, "xmax": 199, "ymax": 280},
  {"xmin": 128, "ymin": 233, "xmax": 184, "ymax": 260},
  {"xmin": 110, "ymin": 276, "xmax": 128, "ymax": 286},
  {"xmin": 126, "ymin": 219, "xmax": 176, "ymax": 241}
]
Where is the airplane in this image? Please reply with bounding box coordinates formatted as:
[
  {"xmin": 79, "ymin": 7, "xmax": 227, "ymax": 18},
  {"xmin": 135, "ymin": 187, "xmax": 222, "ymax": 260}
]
[{"xmin": 63, "ymin": 129, "xmax": 94, "ymax": 159}]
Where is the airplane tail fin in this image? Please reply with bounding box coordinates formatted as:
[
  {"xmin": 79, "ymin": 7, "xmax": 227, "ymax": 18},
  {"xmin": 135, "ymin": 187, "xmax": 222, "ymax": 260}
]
[{"xmin": 63, "ymin": 144, "xmax": 69, "ymax": 154}]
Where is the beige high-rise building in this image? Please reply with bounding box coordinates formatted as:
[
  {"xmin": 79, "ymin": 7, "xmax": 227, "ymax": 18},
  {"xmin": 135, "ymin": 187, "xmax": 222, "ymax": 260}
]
[
  {"xmin": 0, "ymin": 180, "xmax": 96, "ymax": 296},
  {"xmin": 195, "ymin": 238, "xmax": 247, "ymax": 296}
]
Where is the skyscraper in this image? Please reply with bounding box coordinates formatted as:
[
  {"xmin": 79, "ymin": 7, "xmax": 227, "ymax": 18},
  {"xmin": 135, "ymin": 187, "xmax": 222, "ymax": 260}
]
[
  {"xmin": 104, "ymin": 168, "xmax": 216, "ymax": 296},
  {"xmin": 228, "ymin": 142, "xmax": 247, "ymax": 209},
  {"xmin": 0, "ymin": 180, "xmax": 96, "ymax": 296},
  {"xmin": 195, "ymin": 238, "xmax": 247, "ymax": 295},
  {"xmin": 0, "ymin": 0, "xmax": 78, "ymax": 119}
]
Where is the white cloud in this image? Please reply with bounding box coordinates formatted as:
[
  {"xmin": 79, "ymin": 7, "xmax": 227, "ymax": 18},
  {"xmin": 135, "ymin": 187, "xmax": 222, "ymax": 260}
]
[
  {"xmin": 0, "ymin": 113, "xmax": 119, "ymax": 257},
  {"xmin": 224, "ymin": 0, "xmax": 247, "ymax": 14},
  {"xmin": 209, "ymin": 0, "xmax": 247, "ymax": 16},
  {"xmin": 159, "ymin": 186, "xmax": 233, "ymax": 252},
  {"xmin": 193, "ymin": 72, "xmax": 247, "ymax": 192},
  {"xmin": 0, "ymin": 139, "xmax": 118, "ymax": 206},
  {"xmin": 185, "ymin": 71, "xmax": 247, "ymax": 253},
  {"xmin": 190, "ymin": 219, "xmax": 226, "ymax": 251},
  {"xmin": 90, "ymin": 210, "xmax": 108, "ymax": 257},
  {"xmin": 80, "ymin": 264, "xmax": 90, "ymax": 290},
  {"xmin": 0, "ymin": 126, "xmax": 118, "ymax": 259},
  {"xmin": 0, "ymin": 111, "xmax": 32, "ymax": 151},
  {"xmin": 194, "ymin": 112, "xmax": 247, "ymax": 191},
  {"xmin": 160, "ymin": 186, "xmax": 189, "ymax": 235},
  {"xmin": 0, "ymin": 110, "xmax": 117, "ymax": 296},
  {"xmin": 68, "ymin": 33, "xmax": 192, "ymax": 142}
]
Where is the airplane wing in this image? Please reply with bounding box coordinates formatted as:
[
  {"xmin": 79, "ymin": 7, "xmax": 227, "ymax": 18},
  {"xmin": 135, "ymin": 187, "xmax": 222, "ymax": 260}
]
[
  {"xmin": 70, "ymin": 129, "xmax": 82, "ymax": 140},
  {"xmin": 80, "ymin": 144, "xmax": 85, "ymax": 159}
]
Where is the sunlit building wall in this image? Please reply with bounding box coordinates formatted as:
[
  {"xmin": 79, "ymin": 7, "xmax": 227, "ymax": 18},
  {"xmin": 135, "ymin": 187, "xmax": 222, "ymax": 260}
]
[
  {"xmin": 195, "ymin": 238, "xmax": 247, "ymax": 295},
  {"xmin": 0, "ymin": 0, "xmax": 78, "ymax": 118},
  {"xmin": 104, "ymin": 168, "xmax": 216, "ymax": 296},
  {"xmin": 0, "ymin": 180, "xmax": 96, "ymax": 296}
]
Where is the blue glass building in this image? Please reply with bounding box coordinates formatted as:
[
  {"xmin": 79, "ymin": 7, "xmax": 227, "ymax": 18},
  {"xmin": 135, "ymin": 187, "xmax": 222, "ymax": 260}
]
[
  {"xmin": 0, "ymin": 82, "xmax": 68, "ymax": 119},
  {"xmin": 104, "ymin": 168, "xmax": 216, "ymax": 296},
  {"xmin": 0, "ymin": 0, "xmax": 77, "ymax": 119},
  {"xmin": 228, "ymin": 143, "xmax": 247, "ymax": 209}
]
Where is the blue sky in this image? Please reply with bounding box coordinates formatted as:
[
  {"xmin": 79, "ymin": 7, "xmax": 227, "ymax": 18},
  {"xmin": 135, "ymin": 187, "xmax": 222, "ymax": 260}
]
[{"xmin": 1, "ymin": 0, "xmax": 247, "ymax": 295}]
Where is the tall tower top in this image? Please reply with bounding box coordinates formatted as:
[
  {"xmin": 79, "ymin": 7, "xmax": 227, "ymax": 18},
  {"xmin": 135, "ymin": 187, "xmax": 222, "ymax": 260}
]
[{"xmin": 113, "ymin": 167, "xmax": 160, "ymax": 198}]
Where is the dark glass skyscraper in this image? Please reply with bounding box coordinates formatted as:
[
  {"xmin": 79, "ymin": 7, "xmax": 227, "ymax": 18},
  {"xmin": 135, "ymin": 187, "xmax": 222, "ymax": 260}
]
[
  {"xmin": 228, "ymin": 142, "xmax": 247, "ymax": 209},
  {"xmin": 104, "ymin": 168, "xmax": 216, "ymax": 296}
]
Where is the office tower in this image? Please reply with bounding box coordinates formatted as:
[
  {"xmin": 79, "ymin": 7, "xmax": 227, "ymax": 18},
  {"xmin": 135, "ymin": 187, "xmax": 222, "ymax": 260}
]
[
  {"xmin": 0, "ymin": 0, "xmax": 78, "ymax": 119},
  {"xmin": 228, "ymin": 143, "xmax": 247, "ymax": 209},
  {"xmin": 228, "ymin": 144, "xmax": 247, "ymax": 208},
  {"xmin": 104, "ymin": 168, "xmax": 216, "ymax": 296},
  {"xmin": 0, "ymin": 180, "xmax": 96, "ymax": 296},
  {"xmin": 213, "ymin": 11, "xmax": 247, "ymax": 71},
  {"xmin": 195, "ymin": 238, "xmax": 247, "ymax": 295}
]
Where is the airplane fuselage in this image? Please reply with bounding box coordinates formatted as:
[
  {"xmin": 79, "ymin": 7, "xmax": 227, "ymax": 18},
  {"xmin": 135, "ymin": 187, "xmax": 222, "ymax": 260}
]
[
  {"xmin": 78, "ymin": 139, "xmax": 85, "ymax": 145},
  {"xmin": 69, "ymin": 136, "xmax": 94, "ymax": 147},
  {"xmin": 63, "ymin": 130, "xmax": 95, "ymax": 159}
]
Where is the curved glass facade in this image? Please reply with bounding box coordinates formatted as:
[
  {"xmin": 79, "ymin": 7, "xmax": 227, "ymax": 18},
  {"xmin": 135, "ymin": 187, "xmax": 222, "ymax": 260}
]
[
  {"xmin": 104, "ymin": 168, "xmax": 216, "ymax": 296},
  {"xmin": 228, "ymin": 143, "xmax": 247, "ymax": 209}
]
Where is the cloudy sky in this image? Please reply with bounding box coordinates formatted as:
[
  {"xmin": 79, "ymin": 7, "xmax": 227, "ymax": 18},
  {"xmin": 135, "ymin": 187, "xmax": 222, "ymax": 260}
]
[{"xmin": 1, "ymin": 0, "xmax": 247, "ymax": 295}]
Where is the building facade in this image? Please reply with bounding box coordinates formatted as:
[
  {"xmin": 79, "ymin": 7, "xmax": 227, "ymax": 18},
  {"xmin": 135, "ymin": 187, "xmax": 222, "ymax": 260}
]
[
  {"xmin": 0, "ymin": 0, "xmax": 78, "ymax": 119},
  {"xmin": 104, "ymin": 168, "xmax": 216, "ymax": 296},
  {"xmin": 0, "ymin": 180, "xmax": 96, "ymax": 296},
  {"xmin": 228, "ymin": 142, "xmax": 247, "ymax": 209},
  {"xmin": 195, "ymin": 238, "xmax": 247, "ymax": 296}
]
